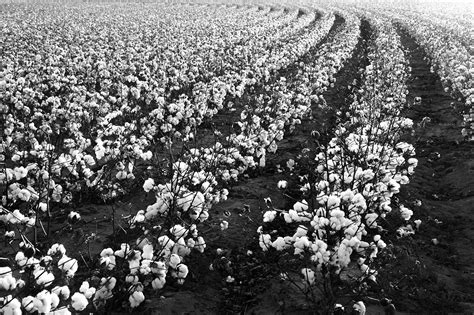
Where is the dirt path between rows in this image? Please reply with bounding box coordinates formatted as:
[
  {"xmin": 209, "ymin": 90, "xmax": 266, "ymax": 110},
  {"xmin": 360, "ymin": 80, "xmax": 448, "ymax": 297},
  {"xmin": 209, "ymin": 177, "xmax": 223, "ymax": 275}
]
[{"xmin": 381, "ymin": 26, "xmax": 474, "ymax": 313}]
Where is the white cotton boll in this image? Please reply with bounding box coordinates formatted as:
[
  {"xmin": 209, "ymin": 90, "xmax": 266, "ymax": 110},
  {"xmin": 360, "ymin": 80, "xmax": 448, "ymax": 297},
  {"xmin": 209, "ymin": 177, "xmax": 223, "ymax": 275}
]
[
  {"xmin": 1, "ymin": 296, "xmax": 21, "ymax": 315},
  {"xmin": 377, "ymin": 240, "xmax": 387, "ymax": 249},
  {"xmin": 373, "ymin": 235, "xmax": 381, "ymax": 242},
  {"xmin": 58, "ymin": 255, "xmax": 78, "ymax": 276},
  {"xmin": 301, "ymin": 268, "xmax": 315, "ymax": 285},
  {"xmin": 36, "ymin": 290, "xmax": 52, "ymax": 314},
  {"xmin": 327, "ymin": 195, "xmax": 341, "ymax": 209},
  {"xmin": 71, "ymin": 293, "xmax": 88, "ymax": 311},
  {"xmin": 22, "ymin": 296, "xmax": 38, "ymax": 313},
  {"xmin": 263, "ymin": 210, "xmax": 277, "ymax": 223},
  {"xmin": 293, "ymin": 200, "xmax": 308, "ymax": 212},
  {"xmin": 170, "ymin": 224, "xmax": 188, "ymax": 240},
  {"xmin": 52, "ymin": 285, "xmax": 70, "ymax": 300},
  {"xmin": 101, "ymin": 277, "xmax": 117, "ymax": 290},
  {"xmin": 353, "ymin": 301, "xmax": 366, "ymax": 315},
  {"xmin": 414, "ymin": 219, "xmax": 422, "ymax": 229},
  {"xmin": 126, "ymin": 274, "xmax": 139, "ymax": 284},
  {"xmin": 220, "ymin": 220, "xmax": 229, "ymax": 231},
  {"xmin": 129, "ymin": 291, "xmax": 145, "ymax": 308},
  {"xmin": 259, "ymin": 234, "xmax": 272, "ymax": 251},
  {"xmin": 143, "ymin": 178, "xmax": 155, "ymax": 192},
  {"xmin": 48, "ymin": 243, "xmax": 66, "ymax": 256},
  {"xmin": 142, "ymin": 244, "xmax": 154, "ymax": 260},
  {"xmin": 129, "ymin": 258, "xmax": 140, "ymax": 275},
  {"xmin": 168, "ymin": 254, "xmax": 181, "ymax": 269},
  {"xmin": 79, "ymin": 281, "xmax": 89, "ymax": 294},
  {"xmin": 194, "ymin": 236, "xmax": 206, "ymax": 253},
  {"xmin": 152, "ymin": 276, "xmax": 166, "ymax": 290},
  {"xmin": 399, "ymin": 205, "xmax": 413, "ymax": 221},
  {"xmin": 175, "ymin": 264, "xmax": 189, "ymax": 284},
  {"xmin": 294, "ymin": 225, "xmax": 308, "ymax": 238},
  {"xmin": 114, "ymin": 243, "xmax": 130, "ymax": 258},
  {"xmin": 277, "ymin": 180, "xmax": 288, "ymax": 189},
  {"xmin": 34, "ymin": 268, "xmax": 54, "ymax": 286},
  {"xmin": 116, "ymin": 170, "xmax": 127, "ymax": 180},
  {"xmin": 272, "ymin": 237, "xmax": 287, "ymax": 251},
  {"xmin": 317, "ymin": 180, "xmax": 329, "ymax": 191},
  {"xmin": 84, "ymin": 287, "xmax": 96, "ymax": 299}
]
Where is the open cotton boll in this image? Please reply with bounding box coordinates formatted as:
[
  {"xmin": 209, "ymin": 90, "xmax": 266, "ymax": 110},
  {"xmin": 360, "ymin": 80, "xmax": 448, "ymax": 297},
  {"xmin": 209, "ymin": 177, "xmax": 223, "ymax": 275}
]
[
  {"xmin": 152, "ymin": 276, "xmax": 166, "ymax": 290},
  {"xmin": 22, "ymin": 296, "xmax": 39, "ymax": 313},
  {"xmin": 399, "ymin": 205, "xmax": 413, "ymax": 221},
  {"xmin": 174, "ymin": 264, "xmax": 189, "ymax": 284},
  {"xmin": 0, "ymin": 267, "xmax": 16, "ymax": 290},
  {"xmin": 168, "ymin": 254, "xmax": 181, "ymax": 269},
  {"xmin": 33, "ymin": 268, "xmax": 54, "ymax": 286},
  {"xmin": 57, "ymin": 255, "xmax": 78, "ymax": 277},
  {"xmin": 114, "ymin": 243, "xmax": 131, "ymax": 258},
  {"xmin": 36, "ymin": 290, "xmax": 53, "ymax": 314},
  {"xmin": 51, "ymin": 285, "xmax": 70, "ymax": 300},
  {"xmin": 71, "ymin": 293, "xmax": 88, "ymax": 311},
  {"xmin": 48, "ymin": 243, "xmax": 66, "ymax": 256},
  {"xmin": 263, "ymin": 210, "xmax": 277, "ymax": 223},
  {"xmin": 272, "ymin": 237, "xmax": 288, "ymax": 251},
  {"xmin": 143, "ymin": 178, "xmax": 155, "ymax": 193},
  {"xmin": 142, "ymin": 244, "xmax": 154, "ymax": 260},
  {"xmin": 220, "ymin": 220, "xmax": 229, "ymax": 231},
  {"xmin": 0, "ymin": 295, "xmax": 21, "ymax": 315},
  {"xmin": 293, "ymin": 200, "xmax": 308, "ymax": 212},
  {"xmin": 301, "ymin": 268, "xmax": 316, "ymax": 285},
  {"xmin": 277, "ymin": 180, "xmax": 288, "ymax": 189},
  {"xmin": 170, "ymin": 224, "xmax": 188, "ymax": 240},
  {"xmin": 259, "ymin": 234, "xmax": 272, "ymax": 251},
  {"xmin": 194, "ymin": 236, "xmax": 206, "ymax": 253},
  {"xmin": 129, "ymin": 291, "xmax": 145, "ymax": 308},
  {"xmin": 151, "ymin": 261, "xmax": 167, "ymax": 276}
]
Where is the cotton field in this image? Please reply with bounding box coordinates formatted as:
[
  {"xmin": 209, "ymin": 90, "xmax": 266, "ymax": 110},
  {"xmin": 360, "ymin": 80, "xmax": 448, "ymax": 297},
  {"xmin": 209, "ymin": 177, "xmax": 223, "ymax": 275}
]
[{"xmin": 0, "ymin": 0, "xmax": 473, "ymax": 314}]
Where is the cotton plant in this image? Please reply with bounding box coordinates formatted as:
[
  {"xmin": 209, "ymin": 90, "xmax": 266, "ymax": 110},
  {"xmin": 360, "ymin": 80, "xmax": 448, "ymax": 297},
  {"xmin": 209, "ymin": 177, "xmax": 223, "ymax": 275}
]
[{"xmin": 256, "ymin": 13, "xmax": 424, "ymax": 310}]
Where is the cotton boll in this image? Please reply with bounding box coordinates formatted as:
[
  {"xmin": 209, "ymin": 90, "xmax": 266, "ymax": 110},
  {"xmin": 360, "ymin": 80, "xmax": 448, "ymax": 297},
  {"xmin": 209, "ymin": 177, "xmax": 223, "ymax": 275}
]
[
  {"xmin": 151, "ymin": 276, "xmax": 166, "ymax": 290},
  {"xmin": 301, "ymin": 268, "xmax": 315, "ymax": 285},
  {"xmin": 277, "ymin": 180, "xmax": 288, "ymax": 189},
  {"xmin": 272, "ymin": 237, "xmax": 287, "ymax": 251},
  {"xmin": 353, "ymin": 301, "xmax": 366, "ymax": 315},
  {"xmin": 143, "ymin": 178, "xmax": 155, "ymax": 192},
  {"xmin": 259, "ymin": 234, "xmax": 272, "ymax": 251},
  {"xmin": 220, "ymin": 220, "xmax": 229, "ymax": 231},
  {"xmin": 22, "ymin": 296, "xmax": 38, "ymax": 313},
  {"xmin": 414, "ymin": 219, "xmax": 422, "ymax": 229},
  {"xmin": 129, "ymin": 291, "xmax": 145, "ymax": 308},
  {"xmin": 1, "ymin": 296, "xmax": 21, "ymax": 315},
  {"xmin": 142, "ymin": 244, "xmax": 154, "ymax": 260},
  {"xmin": 71, "ymin": 293, "xmax": 88, "ymax": 311},
  {"xmin": 58, "ymin": 255, "xmax": 78, "ymax": 277},
  {"xmin": 168, "ymin": 254, "xmax": 181, "ymax": 269},
  {"xmin": 399, "ymin": 205, "xmax": 413, "ymax": 221},
  {"xmin": 174, "ymin": 264, "xmax": 189, "ymax": 284},
  {"xmin": 170, "ymin": 224, "xmax": 188, "ymax": 240},
  {"xmin": 293, "ymin": 200, "xmax": 308, "ymax": 212},
  {"xmin": 33, "ymin": 268, "xmax": 54, "ymax": 286},
  {"xmin": 151, "ymin": 261, "xmax": 167, "ymax": 277},
  {"xmin": 263, "ymin": 210, "xmax": 277, "ymax": 223},
  {"xmin": 52, "ymin": 286, "xmax": 70, "ymax": 300},
  {"xmin": 195, "ymin": 236, "xmax": 206, "ymax": 253},
  {"xmin": 36, "ymin": 290, "xmax": 52, "ymax": 314},
  {"xmin": 48, "ymin": 243, "xmax": 66, "ymax": 256},
  {"xmin": 113, "ymin": 243, "xmax": 130, "ymax": 258}
]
